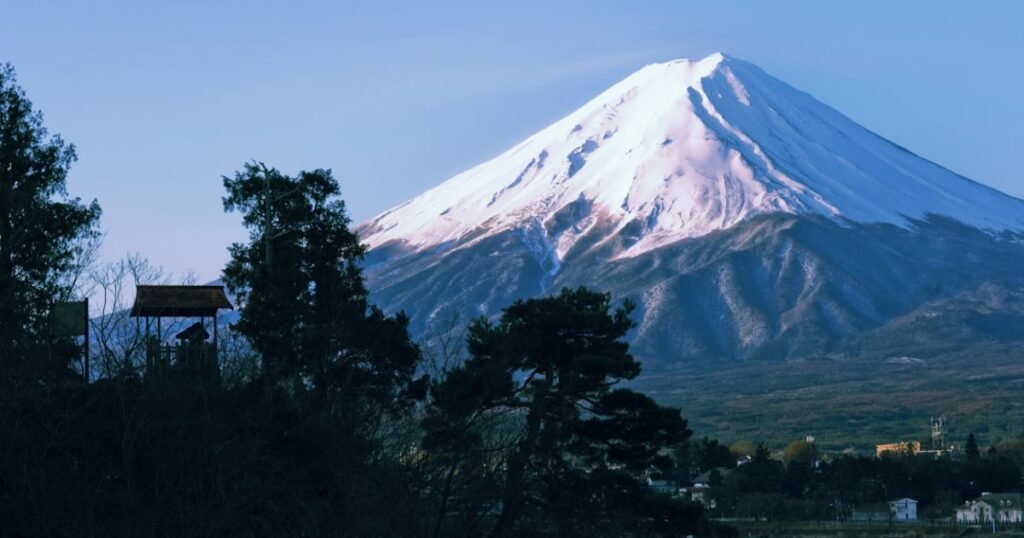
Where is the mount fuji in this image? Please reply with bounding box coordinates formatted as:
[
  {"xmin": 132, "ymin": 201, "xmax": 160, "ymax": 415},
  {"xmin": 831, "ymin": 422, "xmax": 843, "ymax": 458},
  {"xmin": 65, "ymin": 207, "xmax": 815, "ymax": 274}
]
[{"xmin": 358, "ymin": 53, "xmax": 1024, "ymax": 369}]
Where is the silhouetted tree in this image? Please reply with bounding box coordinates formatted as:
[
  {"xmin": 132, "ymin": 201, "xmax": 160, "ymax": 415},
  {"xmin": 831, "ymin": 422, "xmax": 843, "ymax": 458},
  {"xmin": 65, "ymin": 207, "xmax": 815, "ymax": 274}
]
[
  {"xmin": 735, "ymin": 443, "xmax": 785, "ymax": 494},
  {"xmin": 966, "ymin": 432, "xmax": 980, "ymax": 460},
  {"xmin": 222, "ymin": 162, "xmax": 419, "ymax": 402},
  {"xmin": 695, "ymin": 436, "xmax": 737, "ymax": 472},
  {"xmin": 88, "ymin": 254, "xmax": 197, "ymax": 377},
  {"xmin": 0, "ymin": 63, "xmax": 100, "ymax": 379},
  {"xmin": 425, "ymin": 288, "xmax": 703, "ymax": 537}
]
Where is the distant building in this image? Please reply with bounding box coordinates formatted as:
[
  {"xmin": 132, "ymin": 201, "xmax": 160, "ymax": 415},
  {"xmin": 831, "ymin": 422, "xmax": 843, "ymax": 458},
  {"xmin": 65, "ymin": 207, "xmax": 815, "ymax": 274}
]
[
  {"xmin": 876, "ymin": 419, "xmax": 955, "ymax": 459},
  {"xmin": 684, "ymin": 484, "xmax": 713, "ymax": 507},
  {"xmin": 853, "ymin": 499, "xmax": 918, "ymax": 523},
  {"xmin": 875, "ymin": 441, "xmax": 921, "ymax": 457},
  {"xmin": 956, "ymin": 493, "xmax": 1024, "ymax": 525},
  {"xmin": 890, "ymin": 498, "xmax": 918, "ymax": 522},
  {"xmin": 680, "ymin": 467, "xmax": 733, "ymax": 508}
]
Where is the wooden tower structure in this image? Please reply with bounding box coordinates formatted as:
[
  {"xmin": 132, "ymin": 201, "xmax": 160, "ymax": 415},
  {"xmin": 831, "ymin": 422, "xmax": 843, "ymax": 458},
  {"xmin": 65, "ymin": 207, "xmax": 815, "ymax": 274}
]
[{"xmin": 129, "ymin": 285, "xmax": 233, "ymax": 378}]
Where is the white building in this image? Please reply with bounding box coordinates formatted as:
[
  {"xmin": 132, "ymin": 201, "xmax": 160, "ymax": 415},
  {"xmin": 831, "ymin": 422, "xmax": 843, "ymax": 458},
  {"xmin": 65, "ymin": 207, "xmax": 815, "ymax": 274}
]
[
  {"xmin": 956, "ymin": 493, "xmax": 1024, "ymax": 525},
  {"xmin": 890, "ymin": 498, "xmax": 918, "ymax": 522}
]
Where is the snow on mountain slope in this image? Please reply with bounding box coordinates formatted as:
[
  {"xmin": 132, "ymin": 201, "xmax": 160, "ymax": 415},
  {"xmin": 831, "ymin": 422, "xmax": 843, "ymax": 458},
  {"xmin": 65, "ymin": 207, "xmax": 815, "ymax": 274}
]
[{"xmin": 359, "ymin": 53, "xmax": 1024, "ymax": 261}]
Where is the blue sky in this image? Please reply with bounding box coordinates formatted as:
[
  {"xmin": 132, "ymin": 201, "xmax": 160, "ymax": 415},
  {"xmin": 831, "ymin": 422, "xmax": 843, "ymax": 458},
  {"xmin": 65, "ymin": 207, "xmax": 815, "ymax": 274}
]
[{"xmin": 3, "ymin": 0, "xmax": 1023, "ymax": 281}]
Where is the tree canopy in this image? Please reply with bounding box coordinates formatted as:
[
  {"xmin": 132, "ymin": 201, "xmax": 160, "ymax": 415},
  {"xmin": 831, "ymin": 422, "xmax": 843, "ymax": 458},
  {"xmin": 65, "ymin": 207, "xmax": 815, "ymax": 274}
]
[
  {"xmin": 0, "ymin": 63, "xmax": 100, "ymax": 380},
  {"xmin": 425, "ymin": 288, "xmax": 703, "ymax": 537},
  {"xmin": 966, "ymin": 432, "xmax": 980, "ymax": 460},
  {"xmin": 222, "ymin": 162, "xmax": 419, "ymax": 401}
]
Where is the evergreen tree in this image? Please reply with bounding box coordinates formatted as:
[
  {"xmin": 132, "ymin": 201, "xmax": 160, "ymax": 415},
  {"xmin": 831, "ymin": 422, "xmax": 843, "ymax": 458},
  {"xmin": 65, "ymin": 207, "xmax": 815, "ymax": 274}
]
[
  {"xmin": 966, "ymin": 433, "xmax": 980, "ymax": 460},
  {"xmin": 222, "ymin": 163, "xmax": 304, "ymax": 377},
  {"xmin": 695, "ymin": 436, "xmax": 737, "ymax": 472},
  {"xmin": 736, "ymin": 443, "xmax": 785, "ymax": 494},
  {"xmin": 0, "ymin": 63, "xmax": 100, "ymax": 377},
  {"xmin": 222, "ymin": 162, "xmax": 419, "ymax": 399},
  {"xmin": 426, "ymin": 288, "xmax": 699, "ymax": 537},
  {"xmin": 215, "ymin": 162, "xmax": 427, "ymax": 534}
]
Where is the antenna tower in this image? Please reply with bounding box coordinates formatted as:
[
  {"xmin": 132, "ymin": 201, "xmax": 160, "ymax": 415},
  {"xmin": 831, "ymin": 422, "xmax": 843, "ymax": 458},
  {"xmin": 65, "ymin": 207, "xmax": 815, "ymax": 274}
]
[{"xmin": 931, "ymin": 416, "xmax": 946, "ymax": 451}]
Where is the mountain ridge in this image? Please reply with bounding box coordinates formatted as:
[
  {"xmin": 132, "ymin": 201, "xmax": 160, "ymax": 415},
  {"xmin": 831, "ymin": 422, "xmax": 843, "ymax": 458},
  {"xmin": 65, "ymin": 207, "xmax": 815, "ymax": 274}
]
[
  {"xmin": 357, "ymin": 53, "xmax": 1024, "ymax": 368},
  {"xmin": 358, "ymin": 53, "xmax": 1024, "ymax": 263}
]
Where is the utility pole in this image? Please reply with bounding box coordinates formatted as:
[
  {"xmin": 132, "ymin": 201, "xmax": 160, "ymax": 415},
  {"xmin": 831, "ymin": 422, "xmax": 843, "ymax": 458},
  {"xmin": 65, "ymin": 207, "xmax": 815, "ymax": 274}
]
[
  {"xmin": 258, "ymin": 164, "xmax": 306, "ymax": 277},
  {"xmin": 262, "ymin": 163, "xmax": 273, "ymax": 275},
  {"xmin": 83, "ymin": 296, "xmax": 89, "ymax": 383}
]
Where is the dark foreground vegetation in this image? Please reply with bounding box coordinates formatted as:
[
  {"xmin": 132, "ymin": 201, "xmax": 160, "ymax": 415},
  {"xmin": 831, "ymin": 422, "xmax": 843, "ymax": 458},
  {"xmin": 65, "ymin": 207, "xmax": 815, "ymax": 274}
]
[
  {"xmin": 0, "ymin": 63, "xmax": 732, "ymax": 537},
  {"xmin": 5, "ymin": 60, "xmax": 1022, "ymax": 537}
]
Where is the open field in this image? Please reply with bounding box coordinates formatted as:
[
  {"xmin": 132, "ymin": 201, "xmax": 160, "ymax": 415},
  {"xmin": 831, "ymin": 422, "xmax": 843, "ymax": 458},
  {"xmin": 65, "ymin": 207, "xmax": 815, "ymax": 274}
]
[{"xmin": 634, "ymin": 343, "xmax": 1024, "ymax": 451}]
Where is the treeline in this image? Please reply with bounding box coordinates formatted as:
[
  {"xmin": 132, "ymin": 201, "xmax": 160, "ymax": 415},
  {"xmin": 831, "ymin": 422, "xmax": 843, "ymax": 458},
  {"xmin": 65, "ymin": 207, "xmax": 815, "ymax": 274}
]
[
  {"xmin": 0, "ymin": 63, "xmax": 734, "ymax": 537},
  {"xmin": 686, "ymin": 437, "xmax": 1023, "ymax": 522}
]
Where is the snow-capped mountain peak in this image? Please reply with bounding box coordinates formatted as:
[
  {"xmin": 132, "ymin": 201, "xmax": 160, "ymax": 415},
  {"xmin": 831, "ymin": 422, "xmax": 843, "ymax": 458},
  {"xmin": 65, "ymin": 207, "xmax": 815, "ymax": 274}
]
[{"xmin": 359, "ymin": 53, "xmax": 1024, "ymax": 261}]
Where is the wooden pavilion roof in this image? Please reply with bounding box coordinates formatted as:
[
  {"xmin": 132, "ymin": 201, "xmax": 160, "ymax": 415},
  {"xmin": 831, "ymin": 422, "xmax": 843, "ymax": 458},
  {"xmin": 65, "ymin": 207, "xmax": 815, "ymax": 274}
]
[{"xmin": 130, "ymin": 285, "xmax": 233, "ymax": 318}]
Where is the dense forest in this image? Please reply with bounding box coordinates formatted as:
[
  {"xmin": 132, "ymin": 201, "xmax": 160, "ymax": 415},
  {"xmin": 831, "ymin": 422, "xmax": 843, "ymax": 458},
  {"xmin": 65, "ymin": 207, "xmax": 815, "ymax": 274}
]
[{"xmin": 2, "ymin": 61, "xmax": 1022, "ymax": 537}]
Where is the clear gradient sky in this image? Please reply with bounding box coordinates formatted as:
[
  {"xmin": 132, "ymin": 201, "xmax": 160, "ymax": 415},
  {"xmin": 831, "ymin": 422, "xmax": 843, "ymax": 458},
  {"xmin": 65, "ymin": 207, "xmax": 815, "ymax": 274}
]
[{"xmin": 3, "ymin": 1, "xmax": 1023, "ymax": 282}]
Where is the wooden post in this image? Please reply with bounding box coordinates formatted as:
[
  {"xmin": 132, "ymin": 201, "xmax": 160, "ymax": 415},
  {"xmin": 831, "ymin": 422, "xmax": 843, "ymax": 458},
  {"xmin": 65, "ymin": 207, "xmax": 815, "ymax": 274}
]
[
  {"xmin": 48, "ymin": 301, "xmax": 53, "ymax": 375},
  {"xmin": 146, "ymin": 316, "xmax": 152, "ymax": 371},
  {"xmin": 157, "ymin": 316, "xmax": 162, "ymax": 367},
  {"xmin": 213, "ymin": 310, "xmax": 219, "ymax": 359},
  {"xmin": 84, "ymin": 297, "xmax": 90, "ymax": 383},
  {"xmin": 198, "ymin": 315, "xmax": 204, "ymax": 362}
]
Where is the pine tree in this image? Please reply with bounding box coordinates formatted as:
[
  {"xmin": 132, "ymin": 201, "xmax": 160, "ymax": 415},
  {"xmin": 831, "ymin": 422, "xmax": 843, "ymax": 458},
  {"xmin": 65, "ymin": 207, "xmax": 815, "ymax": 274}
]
[
  {"xmin": 0, "ymin": 63, "xmax": 100, "ymax": 376},
  {"xmin": 426, "ymin": 287, "xmax": 697, "ymax": 537}
]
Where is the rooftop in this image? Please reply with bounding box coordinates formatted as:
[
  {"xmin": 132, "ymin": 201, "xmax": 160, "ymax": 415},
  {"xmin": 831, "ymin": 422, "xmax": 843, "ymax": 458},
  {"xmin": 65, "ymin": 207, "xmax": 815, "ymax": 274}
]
[
  {"xmin": 978, "ymin": 493, "xmax": 1024, "ymax": 507},
  {"xmin": 130, "ymin": 285, "xmax": 233, "ymax": 318}
]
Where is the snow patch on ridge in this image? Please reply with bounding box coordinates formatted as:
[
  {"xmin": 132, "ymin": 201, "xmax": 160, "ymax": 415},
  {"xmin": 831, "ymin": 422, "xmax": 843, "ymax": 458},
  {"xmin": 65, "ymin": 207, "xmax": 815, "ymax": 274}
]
[
  {"xmin": 359, "ymin": 52, "xmax": 1024, "ymax": 265},
  {"xmin": 518, "ymin": 219, "xmax": 561, "ymax": 289}
]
